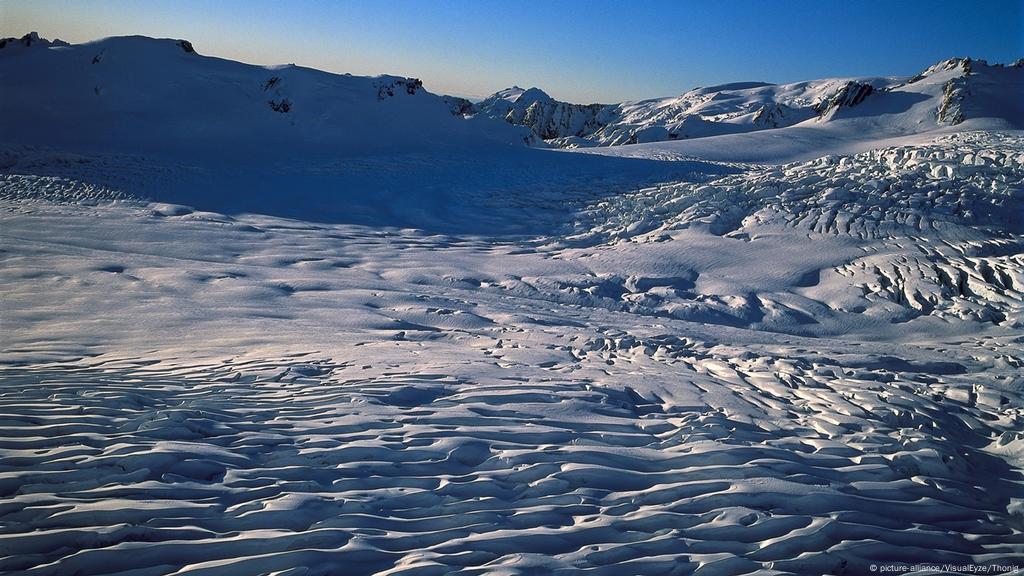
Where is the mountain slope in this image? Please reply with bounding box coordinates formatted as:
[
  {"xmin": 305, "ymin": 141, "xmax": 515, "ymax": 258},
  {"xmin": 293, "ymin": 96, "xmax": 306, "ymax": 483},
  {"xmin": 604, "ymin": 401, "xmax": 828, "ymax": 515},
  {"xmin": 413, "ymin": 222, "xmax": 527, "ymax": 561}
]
[
  {"xmin": 468, "ymin": 86, "xmax": 608, "ymax": 140},
  {"xmin": 0, "ymin": 33, "xmax": 534, "ymax": 158}
]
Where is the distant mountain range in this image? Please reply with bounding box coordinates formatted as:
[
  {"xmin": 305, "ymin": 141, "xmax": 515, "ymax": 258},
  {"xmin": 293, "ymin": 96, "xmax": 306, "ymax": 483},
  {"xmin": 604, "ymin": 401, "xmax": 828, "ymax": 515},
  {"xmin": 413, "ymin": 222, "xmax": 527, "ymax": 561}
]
[
  {"xmin": 2, "ymin": 32, "xmax": 1021, "ymax": 157},
  {"xmin": 456, "ymin": 57, "xmax": 1024, "ymax": 148}
]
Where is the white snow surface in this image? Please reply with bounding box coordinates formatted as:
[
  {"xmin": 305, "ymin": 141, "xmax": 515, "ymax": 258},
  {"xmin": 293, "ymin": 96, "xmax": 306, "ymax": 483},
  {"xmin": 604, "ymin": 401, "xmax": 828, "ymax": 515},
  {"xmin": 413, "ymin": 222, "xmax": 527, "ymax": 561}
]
[{"xmin": 1, "ymin": 34, "xmax": 1024, "ymax": 576}]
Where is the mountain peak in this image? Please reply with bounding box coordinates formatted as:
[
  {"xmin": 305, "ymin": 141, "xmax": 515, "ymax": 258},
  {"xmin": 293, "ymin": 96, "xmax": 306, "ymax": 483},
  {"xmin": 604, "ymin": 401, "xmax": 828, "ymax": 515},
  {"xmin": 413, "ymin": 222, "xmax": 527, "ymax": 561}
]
[
  {"xmin": 489, "ymin": 86, "xmax": 553, "ymax": 104},
  {"xmin": 0, "ymin": 32, "xmax": 70, "ymax": 50},
  {"xmin": 516, "ymin": 87, "xmax": 552, "ymax": 102}
]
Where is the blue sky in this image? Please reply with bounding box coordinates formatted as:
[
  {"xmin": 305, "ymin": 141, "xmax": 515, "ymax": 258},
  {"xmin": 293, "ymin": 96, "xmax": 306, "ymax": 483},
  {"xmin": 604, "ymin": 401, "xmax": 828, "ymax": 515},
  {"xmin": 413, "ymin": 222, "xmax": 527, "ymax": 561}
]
[{"xmin": 2, "ymin": 0, "xmax": 1021, "ymax": 102}]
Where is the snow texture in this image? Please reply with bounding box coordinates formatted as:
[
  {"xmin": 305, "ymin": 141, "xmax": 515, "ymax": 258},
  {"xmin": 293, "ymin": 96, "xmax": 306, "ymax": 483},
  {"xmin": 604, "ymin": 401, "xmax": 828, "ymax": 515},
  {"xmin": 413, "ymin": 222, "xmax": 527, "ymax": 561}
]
[{"xmin": 1, "ymin": 34, "xmax": 1023, "ymax": 576}]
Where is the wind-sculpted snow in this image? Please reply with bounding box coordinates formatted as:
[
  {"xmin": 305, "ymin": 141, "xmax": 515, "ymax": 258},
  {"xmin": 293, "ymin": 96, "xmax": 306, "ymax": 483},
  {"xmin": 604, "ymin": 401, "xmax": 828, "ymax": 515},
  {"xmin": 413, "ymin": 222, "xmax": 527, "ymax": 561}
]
[
  {"xmin": 1, "ymin": 337, "xmax": 1022, "ymax": 575},
  {"xmin": 2, "ymin": 125, "xmax": 1024, "ymax": 574}
]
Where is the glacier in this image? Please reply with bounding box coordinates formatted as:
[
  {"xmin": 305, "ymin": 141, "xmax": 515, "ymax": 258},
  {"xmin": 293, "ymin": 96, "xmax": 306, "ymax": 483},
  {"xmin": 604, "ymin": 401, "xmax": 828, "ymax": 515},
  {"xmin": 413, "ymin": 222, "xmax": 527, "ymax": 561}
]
[{"xmin": 1, "ymin": 33, "xmax": 1023, "ymax": 576}]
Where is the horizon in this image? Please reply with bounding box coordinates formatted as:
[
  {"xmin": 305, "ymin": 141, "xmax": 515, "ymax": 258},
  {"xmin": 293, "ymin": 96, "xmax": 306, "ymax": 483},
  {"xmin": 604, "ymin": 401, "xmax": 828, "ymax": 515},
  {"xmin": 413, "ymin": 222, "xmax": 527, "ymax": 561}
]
[{"xmin": 2, "ymin": 0, "xmax": 1021, "ymax": 103}]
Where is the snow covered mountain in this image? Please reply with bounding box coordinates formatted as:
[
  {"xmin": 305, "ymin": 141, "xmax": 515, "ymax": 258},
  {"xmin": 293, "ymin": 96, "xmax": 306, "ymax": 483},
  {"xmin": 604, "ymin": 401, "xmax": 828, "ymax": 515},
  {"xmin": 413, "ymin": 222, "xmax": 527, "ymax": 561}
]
[
  {"xmin": 465, "ymin": 87, "xmax": 608, "ymax": 140},
  {"xmin": 3, "ymin": 33, "xmax": 1018, "ymax": 157},
  {"xmin": 0, "ymin": 33, "xmax": 534, "ymax": 157},
  {"xmin": 469, "ymin": 58, "xmax": 1024, "ymax": 147}
]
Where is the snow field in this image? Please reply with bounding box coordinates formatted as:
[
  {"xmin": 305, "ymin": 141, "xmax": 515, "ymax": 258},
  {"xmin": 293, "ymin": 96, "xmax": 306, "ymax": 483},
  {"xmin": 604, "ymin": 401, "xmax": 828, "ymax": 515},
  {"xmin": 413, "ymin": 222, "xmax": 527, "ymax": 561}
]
[{"xmin": 2, "ymin": 132, "xmax": 1023, "ymax": 574}]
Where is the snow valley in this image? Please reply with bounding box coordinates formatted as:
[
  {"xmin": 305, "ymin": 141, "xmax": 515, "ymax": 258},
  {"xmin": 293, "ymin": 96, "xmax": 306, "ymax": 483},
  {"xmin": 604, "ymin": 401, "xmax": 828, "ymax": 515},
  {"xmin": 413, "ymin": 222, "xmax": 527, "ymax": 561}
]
[{"xmin": 1, "ymin": 32, "xmax": 1023, "ymax": 576}]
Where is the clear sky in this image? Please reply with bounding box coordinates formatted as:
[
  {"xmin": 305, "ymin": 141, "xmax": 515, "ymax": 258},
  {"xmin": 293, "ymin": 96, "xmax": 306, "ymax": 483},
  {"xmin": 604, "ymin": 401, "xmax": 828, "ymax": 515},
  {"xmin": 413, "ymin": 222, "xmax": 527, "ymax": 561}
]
[{"xmin": 2, "ymin": 0, "xmax": 1021, "ymax": 102}]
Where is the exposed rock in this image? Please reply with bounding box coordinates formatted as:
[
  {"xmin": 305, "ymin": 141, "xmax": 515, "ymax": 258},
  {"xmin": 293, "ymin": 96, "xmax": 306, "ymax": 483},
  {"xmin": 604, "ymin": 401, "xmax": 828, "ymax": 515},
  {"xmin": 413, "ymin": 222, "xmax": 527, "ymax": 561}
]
[
  {"xmin": 268, "ymin": 98, "xmax": 292, "ymax": 113},
  {"xmin": 752, "ymin": 103, "xmax": 792, "ymax": 128},
  {"xmin": 0, "ymin": 32, "xmax": 69, "ymax": 50},
  {"xmin": 938, "ymin": 77, "xmax": 967, "ymax": 124},
  {"xmin": 470, "ymin": 87, "xmax": 609, "ymax": 141},
  {"xmin": 442, "ymin": 95, "xmax": 474, "ymax": 116},
  {"xmin": 906, "ymin": 57, "xmax": 973, "ymax": 84},
  {"xmin": 376, "ymin": 78, "xmax": 423, "ymax": 100},
  {"xmin": 815, "ymin": 81, "xmax": 874, "ymax": 118}
]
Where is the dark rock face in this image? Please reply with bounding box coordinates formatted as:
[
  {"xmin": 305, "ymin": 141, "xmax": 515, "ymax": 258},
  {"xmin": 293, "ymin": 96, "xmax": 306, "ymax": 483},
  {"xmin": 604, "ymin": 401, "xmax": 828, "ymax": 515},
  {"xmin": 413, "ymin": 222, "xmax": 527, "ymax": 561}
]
[
  {"xmin": 470, "ymin": 88, "xmax": 610, "ymax": 141},
  {"xmin": 906, "ymin": 57, "xmax": 973, "ymax": 84},
  {"xmin": 902, "ymin": 58, "xmax": 983, "ymax": 126},
  {"xmin": 177, "ymin": 40, "xmax": 196, "ymax": 54},
  {"xmin": 263, "ymin": 77, "xmax": 291, "ymax": 112},
  {"xmin": 0, "ymin": 32, "xmax": 68, "ymax": 50},
  {"xmin": 938, "ymin": 78, "xmax": 967, "ymax": 124},
  {"xmin": 376, "ymin": 78, "xmax": 424, "ymax": 100},
  {"xmin": 815, "ymin": 81, "xmax": 874, "ymax": 117},
  {"xmin": 443, "ymin": 96, "xmax": 474, "ymax": 116},
  {"xmin": 404, "ymin": 79, "xmax": 423, "ymax": 95},
  {"xmin": 19, "ymin": 32, "xmax": 39, "ymax": 47},
  {"xmin": 752, "ymin": 103, "xmax": 793, "ymax": 128}
]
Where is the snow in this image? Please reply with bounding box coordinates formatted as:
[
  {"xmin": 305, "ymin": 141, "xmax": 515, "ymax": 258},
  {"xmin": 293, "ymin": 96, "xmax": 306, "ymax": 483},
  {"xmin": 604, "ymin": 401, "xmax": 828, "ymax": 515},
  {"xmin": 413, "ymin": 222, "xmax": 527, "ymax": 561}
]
[
  {"xmin": 1, "ymin": 34, "xmax": 1023, "ymax": 575},
  {"xmin": 0, "ymin": 34, "xmax": 534, "ymax": 157},
  {"xmin": 471, "ymin": 57, "xmax": 1023, "ymax": 156}
]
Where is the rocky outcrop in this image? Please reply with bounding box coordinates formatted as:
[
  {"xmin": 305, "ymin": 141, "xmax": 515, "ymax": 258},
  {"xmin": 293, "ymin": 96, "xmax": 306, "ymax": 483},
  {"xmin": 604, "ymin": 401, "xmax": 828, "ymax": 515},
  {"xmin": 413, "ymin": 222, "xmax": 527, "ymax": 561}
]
[
  {"xmin": 475, "ymin": 75, "xmax": 885, "ymax": 147},
  {"xmin": 514, "ymin": 99, "xmax": 607, "ymax": 139},
  {"xmin": 938, "ymin": 77, "xmax": 968, "ymax": 124},
  {"xmin": 0, "ymin": 32, "xmax": 69, "ymax": 50},
  {"xmin": 376, "ymin": 78, "xmax": 423, "ymax": 100},
  {"xmin": 751, "ymin": 103, "xmax": 794, "ymax": 128},
  {"xmin": 469, "ymin": 87, "xmax": 610, "ymax": 141},
  {"xmin": 814, "ymin": 81, "xmax": 874, "ymax": 119},
  {"xmin": 903, "ymin": 57, "xmax": 1019, "ymax": 126},
  {"xmin": 477, "ymin": 55, "xmax": 1021, "ymax": 149},
  {"xmin": 906, "ymin": 57, "xmax": 972, "ymax": 84},
  {"xmin": 442, "ymin": 96, "xmax": 474, "ymax": 116}
]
